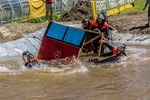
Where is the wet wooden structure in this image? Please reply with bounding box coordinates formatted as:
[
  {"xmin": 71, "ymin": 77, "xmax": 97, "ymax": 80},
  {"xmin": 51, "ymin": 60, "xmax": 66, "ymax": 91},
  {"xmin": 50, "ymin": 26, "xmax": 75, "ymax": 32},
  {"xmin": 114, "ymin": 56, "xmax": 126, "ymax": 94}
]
[{"xmin": 38, "ymin": 22, "xmax": 115, "ymax": 63}]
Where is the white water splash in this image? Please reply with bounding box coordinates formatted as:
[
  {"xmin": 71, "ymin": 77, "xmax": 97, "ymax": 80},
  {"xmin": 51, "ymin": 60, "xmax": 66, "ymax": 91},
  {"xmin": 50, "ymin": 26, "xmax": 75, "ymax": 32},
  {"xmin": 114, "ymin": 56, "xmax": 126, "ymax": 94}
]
[
  {"xmin": 0, "ymin": 66, "xmax": 15, "ymax": 73},
  {"xmin": 127, "ymin": 47, "xmax": 148, "ymax": 60},
  {"xmin": 112, "ymin": 30, "xmax": 150, "ymax": 45},
  {"xmin": 0, "ymin": 66, "xmax": 10, "ymax": 72},
  {"xmin": 40, "ymin": 58, "xmax": 88, "ymax": 74}
]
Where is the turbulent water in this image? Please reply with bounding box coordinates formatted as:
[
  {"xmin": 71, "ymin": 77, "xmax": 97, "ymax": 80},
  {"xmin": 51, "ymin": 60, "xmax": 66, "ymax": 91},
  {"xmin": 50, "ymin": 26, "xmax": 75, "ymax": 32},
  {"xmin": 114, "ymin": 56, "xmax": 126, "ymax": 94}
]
[{"xmin": 0, "ymin": 44, "xmax": 150, "ymax": 100}]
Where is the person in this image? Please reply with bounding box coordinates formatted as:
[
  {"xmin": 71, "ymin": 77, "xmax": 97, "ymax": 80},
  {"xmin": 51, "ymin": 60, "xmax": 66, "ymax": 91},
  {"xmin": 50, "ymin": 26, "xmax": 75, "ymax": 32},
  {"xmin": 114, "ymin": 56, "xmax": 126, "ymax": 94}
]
[
  {"xmin": 81, "ymin": 14, "xmax": 110, "ymax": 54},
  {"xmin": 93, "ymin": 14, "xmax": 110, "ymax": 54},
  {"xmin": 81, "ymin": 18, "xmax": 97, "ymax": 30},
  {"xmin": 89, "ymin": 42, "xmax": 127, "ymax": 63},
  {"xmin": 22, "ymin": 51, "xmax": 40, "ymax": 68},
  {"xmin": 81, "ymin": 18, "xmax": 96, "ymax": 53},
  {"xmin": 96, "ymin": 14, "xmax": 110, "ymax": 41},
  {"xmin": 101, "ymin": 43, "xmax": 126, "ymax": 57},
  {"xmin": 82, "ymin": 14, "xmax": 110, "ymax": 39},
  {"xmin": 100, "ymin": 10, "xmax": 108, "ymax": 22},
  {"xmin": 42, "ymin": 0, "xmax": 54, "ymax": 21},
  {"xmin": 143, "ymin": 0, "xmax": 150, "ymax": 26}
]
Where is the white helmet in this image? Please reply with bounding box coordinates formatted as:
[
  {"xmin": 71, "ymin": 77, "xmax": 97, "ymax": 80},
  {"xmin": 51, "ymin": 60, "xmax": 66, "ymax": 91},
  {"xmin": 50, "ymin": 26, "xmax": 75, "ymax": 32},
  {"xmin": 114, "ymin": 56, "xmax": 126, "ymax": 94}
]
[
  {"xmin": 117, "ymin": 43, "xmax": 126, "ymax": 52},
  {"xmin": 97, "ymin": 14, "xmax": 105, "ymax": 20}
]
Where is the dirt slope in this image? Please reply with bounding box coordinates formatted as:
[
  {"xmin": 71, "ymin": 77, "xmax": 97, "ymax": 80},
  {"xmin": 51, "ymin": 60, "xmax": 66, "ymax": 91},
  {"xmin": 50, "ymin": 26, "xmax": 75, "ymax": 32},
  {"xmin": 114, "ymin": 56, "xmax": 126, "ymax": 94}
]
[
  {"xmin": 60, "ymin": 1, "xmax": 92, "ymax": 21},
  {"xmin": 108, "ymin": 13, "xmax": 150, "ymax": 34},
  {"xmin": 0, "ymin": 22, "xmax": 48, "ymax": 43}
]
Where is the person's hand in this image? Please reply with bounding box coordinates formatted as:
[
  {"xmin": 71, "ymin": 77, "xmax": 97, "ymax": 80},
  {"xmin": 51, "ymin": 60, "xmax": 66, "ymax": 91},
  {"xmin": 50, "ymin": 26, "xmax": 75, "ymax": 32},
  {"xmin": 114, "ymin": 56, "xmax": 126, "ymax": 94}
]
[
  {"xmin": 103, "ymin": 37, "xmax": 108, "ymax": 41},
  {"xmin": 99, "ymin": 40, "xmax": 106, "ymax": 43},
  {"xmin": 81, "ymin": 25, "xmax": 86, "ymax": 29},
  {"xmin": 99, "ymin": 37, "xmax": 108, "ymax": 43},
  {"xmin": 94, "ymin": 28, "xmax": 100, "ymax": 32}
]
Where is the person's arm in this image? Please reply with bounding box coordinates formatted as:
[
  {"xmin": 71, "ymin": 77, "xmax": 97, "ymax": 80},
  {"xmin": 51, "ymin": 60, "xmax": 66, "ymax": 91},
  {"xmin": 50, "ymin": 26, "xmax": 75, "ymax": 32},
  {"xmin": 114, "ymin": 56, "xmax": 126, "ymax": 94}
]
[
  {"xmin": 94, "ymin": 28, "xmax": 100, "ymax": 32},
  {"xmin": 22, "ymin": 55, "xmax": 28, "ymax": 63},
  {"xmin": 103, "ymin": 27, "xmax": 110, "ymax": 40},
  {"xmin": 101, "ymin": 43, "xmax": 114, "ymax": 57},
  {"xmin": 143, "ymin": 0, "xmax": 148, "ymax": 11},
  {"xmin": 105, "ymin": 43, "xmax": 114, "ymax": 50},
  {"xmin": 99, "ymin": 36, "xmax": 108, "ymax": 43}
]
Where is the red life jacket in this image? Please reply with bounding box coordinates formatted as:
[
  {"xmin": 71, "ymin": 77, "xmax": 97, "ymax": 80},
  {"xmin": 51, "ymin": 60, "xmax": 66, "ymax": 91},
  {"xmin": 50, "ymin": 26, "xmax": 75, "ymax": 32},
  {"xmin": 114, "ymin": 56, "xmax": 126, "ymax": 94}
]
[
  {"xmin": 46, "ymin": 0, "xmax": 54, "ymax": 4},
  {"xmin": 29, "ymin": 56, "xmax": 40, "ymax": 63},
  {"xmin": 26, "ymin": 53, "xmax": 40, "ymax": 63},
  {"xmin": 100, "ymin": 22, "xmax": 108, "ymax": 30},
  {"xmin": 113, "ymin": 47, "xmax": 118, "ymax": 55},
  {"xmin": 89, "ymin": 20, "xmax": 98, "ymax": 30},
  {"xmin": 90, "ymin": 20, "xmax": 108, "ymax": 31},
  {"xmin": 90, "ymin": 20, "xmax": 98, "ymax": 28}
]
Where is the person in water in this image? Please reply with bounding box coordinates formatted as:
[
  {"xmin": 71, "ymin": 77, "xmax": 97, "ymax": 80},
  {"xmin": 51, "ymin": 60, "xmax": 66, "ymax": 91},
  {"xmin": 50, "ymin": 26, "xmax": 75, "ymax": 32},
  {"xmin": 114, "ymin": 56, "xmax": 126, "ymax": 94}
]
[
  {"xmin": 89, "ymin": 41, "xmax": 127, "ymax": 63},
  {"xmin": 22, "ymin": 51, "xmax": 40, "ymax": 68}
]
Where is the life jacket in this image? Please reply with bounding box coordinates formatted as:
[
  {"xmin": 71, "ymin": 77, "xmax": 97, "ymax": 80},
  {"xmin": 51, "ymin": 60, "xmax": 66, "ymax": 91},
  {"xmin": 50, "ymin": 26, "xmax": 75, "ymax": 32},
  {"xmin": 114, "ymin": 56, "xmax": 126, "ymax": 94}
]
[
  {"xmin": 88, "ymin": 20, "xmax": 94, "ymax": 30},
  {"xmin": 113, "ymin": 47, "xmax": 127, "ymax": 59},
  {"xmin": 29, "ymin": 56, "xmax": 40, "ymax": 63},
  {"xmin": 46, "ymin": 0, "xmax": 54, "ymax": 4},
  {"xmin": 100, "ymin": 22, "xmax": 108, "ymax": 30},
  {"xmin": 113, "ymin": 47, "xmax": 118, "ymax": 55},
  {"xmin": 26, "ymin": 53, "xmax": 40, "ymax": 64},
  {"xmin": 90, "ymin": 20, "xmax": 98, "ymax": 28},
  {"xmin": 90, "ymin": 20, "xmax": 108, "ymax": 31}
]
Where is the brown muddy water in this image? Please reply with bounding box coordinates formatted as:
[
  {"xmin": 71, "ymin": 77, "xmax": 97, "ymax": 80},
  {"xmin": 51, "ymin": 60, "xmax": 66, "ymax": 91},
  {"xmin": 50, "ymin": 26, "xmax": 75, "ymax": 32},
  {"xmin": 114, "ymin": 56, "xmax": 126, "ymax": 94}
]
[{"xmin": 0, "ymin": 44, "xmax": 150, "ymax": 100}]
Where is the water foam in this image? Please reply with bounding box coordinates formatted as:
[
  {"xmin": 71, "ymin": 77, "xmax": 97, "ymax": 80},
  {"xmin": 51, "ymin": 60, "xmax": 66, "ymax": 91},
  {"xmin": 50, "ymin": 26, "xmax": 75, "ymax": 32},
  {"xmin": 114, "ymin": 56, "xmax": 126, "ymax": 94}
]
[{"xmin": 37, "ymin": 58, "xmax": 88, "ymax": 74}]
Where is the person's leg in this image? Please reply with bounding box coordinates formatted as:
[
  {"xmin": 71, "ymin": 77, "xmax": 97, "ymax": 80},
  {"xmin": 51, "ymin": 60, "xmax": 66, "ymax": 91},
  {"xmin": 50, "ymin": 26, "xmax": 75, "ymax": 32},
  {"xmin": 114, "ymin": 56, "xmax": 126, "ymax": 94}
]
[
  {"xmin": 50, "ymin": 3, "xmax": 54, "ymax": 21},
  {"xmin": 50, "ymin": 10, "xmax": 53, "ymax": 21},
  {"xmin": 148, "ymin": 16, "xmax": 150, "ymax": 25},
  {"xmin": 100, "ymin": 44, "xmax": 104, "ymax": 54},
  {"xmin": 22, "ymin": 55, "xmax": 28, "ymax": 63},
  {"xmin": 93, "ymin": 42, "xmax": 99, "ymax": 53},
  {"xmin": 146, "ymin": 7, "xmax": 150, "ymax": 26},
  {"xmin": 46, "ymin": 4, "xmax": 50, "ymax": 21},
  {"xmin": 100, "ymin": 43, "xmax": 114, "ymax": 57},
  {"xmin": 22, "ymin": 55, "xmax": 31, "ymax": 68}
]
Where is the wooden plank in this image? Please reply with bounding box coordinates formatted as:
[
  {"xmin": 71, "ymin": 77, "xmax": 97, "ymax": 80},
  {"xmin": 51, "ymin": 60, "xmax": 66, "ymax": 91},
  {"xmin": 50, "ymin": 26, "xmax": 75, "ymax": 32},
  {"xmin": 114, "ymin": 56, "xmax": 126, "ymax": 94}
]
[
  {"xmin": 79, "ymin": 54, "xmax": 116, "ymax": 61},
  {"xmin": 98, "ymin": 34, "xmax": 103, "ymax": 57},
  {"xmin": 83, "ymin": 35, "xmax": 101, "ymax": 46},
  {"xmin": 81, "ymin": 28, "xmax": 102, "ymax": 35}
]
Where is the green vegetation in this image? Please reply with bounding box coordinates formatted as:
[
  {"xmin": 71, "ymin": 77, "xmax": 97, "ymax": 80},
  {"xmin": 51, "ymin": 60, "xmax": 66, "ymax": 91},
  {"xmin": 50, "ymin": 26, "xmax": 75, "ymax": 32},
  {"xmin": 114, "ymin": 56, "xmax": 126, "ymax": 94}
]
[
  {"xmin": 120, "ymin": 0, "xmax": 146, "ymax": 14},
  {"xmin": 17, "ymin": 12, "xmax": 62, "ymax": 23},
  {"xmin": 17, "ymin": 16, "xmax": 45, "ymax": 23},
  {"xmin": 17, "ymin": 7, "xmax": 71, "ymax": 23},
  {"xmin": 24, "ymin": 17, "xmax": 45, "ymax": 23}
]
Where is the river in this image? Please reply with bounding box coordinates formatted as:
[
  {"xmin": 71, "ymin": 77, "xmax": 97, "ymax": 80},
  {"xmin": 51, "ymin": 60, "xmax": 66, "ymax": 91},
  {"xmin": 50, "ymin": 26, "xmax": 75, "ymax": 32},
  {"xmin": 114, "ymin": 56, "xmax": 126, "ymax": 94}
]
[{"xmin": 0, "ymin": 43, "xmax": 149, "ymax": 100}]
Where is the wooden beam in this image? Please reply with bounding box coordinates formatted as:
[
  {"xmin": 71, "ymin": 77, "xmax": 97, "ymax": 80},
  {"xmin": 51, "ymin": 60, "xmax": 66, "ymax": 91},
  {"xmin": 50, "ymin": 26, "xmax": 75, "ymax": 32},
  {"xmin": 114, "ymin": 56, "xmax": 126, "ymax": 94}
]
[
  {"xmin": 83, "ymin": 35, "xmax": 101, "ymax": 46},
  {"xmin": 81, "ymin": 28, "xmax": 102, "ymax": 35}
]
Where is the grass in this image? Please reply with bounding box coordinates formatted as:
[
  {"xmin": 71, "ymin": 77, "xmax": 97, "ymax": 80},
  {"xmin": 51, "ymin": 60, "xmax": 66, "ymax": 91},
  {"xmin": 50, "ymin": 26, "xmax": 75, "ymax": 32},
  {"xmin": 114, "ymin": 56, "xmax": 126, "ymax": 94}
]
[
  {"xmin": 16, "ymin": 6, "xmax": 71, "ymax": 23},
  {"xmin": 17, "ymin": 12, "xmax": 61, "ymax": 23},
  {"xmin": 120, "ymin": 0, "xmax": 147, "ymax": 14}
]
